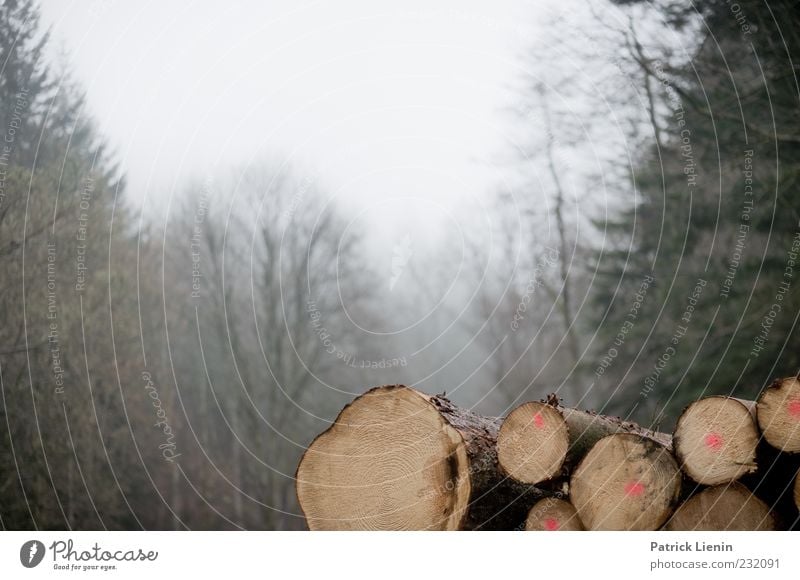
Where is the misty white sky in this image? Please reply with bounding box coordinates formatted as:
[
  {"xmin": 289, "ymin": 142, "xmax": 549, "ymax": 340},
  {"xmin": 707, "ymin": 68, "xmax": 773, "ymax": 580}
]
[{"xmin": 38, "ymin": 0, "xmax": 595, "ymax": 233}]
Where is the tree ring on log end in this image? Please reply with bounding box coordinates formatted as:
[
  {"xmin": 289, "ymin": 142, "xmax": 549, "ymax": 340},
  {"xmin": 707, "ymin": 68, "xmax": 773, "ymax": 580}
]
[
  {"xmin": 525, "ymin": 497, "xmax": 584, "ymax": 531},
  {"xmin": 794, "ymin": 469, "xmax": 800, "ymax": 511},
  {"xmin": 296, "ymin": 386, "xmax": 471, "ymax": 530},
  {"xmin": 664, "ymin": 482, "xmax": 775, "ymax": 531}
]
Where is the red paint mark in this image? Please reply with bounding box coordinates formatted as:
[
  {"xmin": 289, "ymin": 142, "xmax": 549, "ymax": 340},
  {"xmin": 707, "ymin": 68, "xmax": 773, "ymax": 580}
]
[
  {"xmin": 533, "ymin": 413, "xmax": 545, "ymax": 429},
  {"xmin": 543, "ymin": 517, "xmax": 559, "ymax": 531},
  {"xmin": 788, "ymin": 399, "xmax": 800, "ymax": 419},
  {"xmin": 624, "ymin": 481, "xmax": 645, "ymax": 497},
  {"xmin": 704, "ymin": 432, "xmax": 724, "ymax": 451}
]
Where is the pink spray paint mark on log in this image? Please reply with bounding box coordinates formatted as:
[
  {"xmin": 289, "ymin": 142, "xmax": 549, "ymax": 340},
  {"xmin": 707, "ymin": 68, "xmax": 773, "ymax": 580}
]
[
  {"xmin": 543, "ymin": 517, "xmax": 559, "ymax": 531},
  {"xmin": 704, "ymin": 432, "xmax": 723, "ymax": 451},
  {"xmin": 788, "ymin": 399, "xmax": 800, "ymax": 419},
  {"xmin": 624, "ymin": 481, "xmax": 645, "ymax": 497},
  {"xmin": 533, "ymin": 413, "xmax": 545, "ymax": 429}
]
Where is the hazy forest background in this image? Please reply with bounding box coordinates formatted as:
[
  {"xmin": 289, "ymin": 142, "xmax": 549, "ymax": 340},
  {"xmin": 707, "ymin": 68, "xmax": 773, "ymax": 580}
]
[{"xmin": 1, "ymin": 0, "xmax": 799, "ymax": 529}]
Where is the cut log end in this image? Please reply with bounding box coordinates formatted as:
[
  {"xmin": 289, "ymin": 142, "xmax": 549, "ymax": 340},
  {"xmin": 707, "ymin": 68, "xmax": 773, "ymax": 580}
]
[
  {"xmin": 296, "ymin": 386, "xmax": 470, "ymax": 530},
  {"xmin": 570, "ymin": 433, "xmax": 681, "ymax": 530},
  {"xmin": 758, "ymin": 377, "xmax": 800, "ymax": 453},
  {"xmin": 664, "ymin": 482, "xmax": 775, "ymax": 531},
  {"xmin": 795, "ymin": 469, "xmax": 800, "ymax": 511},
  {"xmin": 498, "ymin": 401, "xmax": 568, "ymax": 484},
  {"xmin": 674, "ymin": 397, "xmax": 759, "ymax": 485},
  {"xmin": 525, "ymin": 497, "xmax": 584, "ymax": 531}
]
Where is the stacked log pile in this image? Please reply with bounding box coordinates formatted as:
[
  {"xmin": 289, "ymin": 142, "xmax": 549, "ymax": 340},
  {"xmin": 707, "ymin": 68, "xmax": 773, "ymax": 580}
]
[{"xmin": 296, "ymin": 378, "xmax": 800, "ymax": 530}]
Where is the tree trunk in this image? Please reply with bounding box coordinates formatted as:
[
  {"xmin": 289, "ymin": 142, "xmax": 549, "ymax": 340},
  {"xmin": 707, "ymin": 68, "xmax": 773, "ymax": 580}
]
[
  {"xmin": 673, "ymin": 396, "xmax": 759, "ymax": 485},
  {"xmin": 664, "ymin": 482, "xmax": 775, "ymax": 531},
  {"xmin": 757, "ymin": 376, "xmax": 800, "ymax": 453},
  {"xmin": 296, "ymin": 385, "xmax": 551, "ymax": 530},
  {"xmin": 570, "ymin": 433, "xmax": 681, "ymax": 530},
  {"xmin": 525, "ymin": 497, "xmax": 584, "ymax": 531}
]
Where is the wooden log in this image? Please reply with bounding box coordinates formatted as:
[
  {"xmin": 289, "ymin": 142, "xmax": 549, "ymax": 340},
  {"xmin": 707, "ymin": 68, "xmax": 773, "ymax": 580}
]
[
  {"xmin": 664, "ymin": 482, "xmax": 775, "ymax": 530},
  {"xmin": 498, "ymin": 395, "xmax": 672, "ymax": 485},
  {"xmin": 295, "ymin": 385, "xmax": 550, "ymax": 530},
  {"xmin": 556, "ymin": 404, "xmax": 672, "ymax": 471},
  {"xmin": 795, "ymin": 469, "xmax": 800, "ymax": 512},
  {"xmin": 497, "ymin": 402, "xmax": 569, "ymax": 484},
  {"xmin": 673, "ymin": 396, "xmax": 759, "ymax": 485},
  {"xmin": 757, "ymin": 376, "xmax": 800, "ymax": 453},
  {"xmin": 524, "ymin": 497, "xmax": 584, "ymax": 531},
  {"xmin": 742, "ymin": 442, "xmax": 800, "ymax": 529},
  {"xmin": 570, "ymin": 433, "xmax": 681, "ymax": 530}
]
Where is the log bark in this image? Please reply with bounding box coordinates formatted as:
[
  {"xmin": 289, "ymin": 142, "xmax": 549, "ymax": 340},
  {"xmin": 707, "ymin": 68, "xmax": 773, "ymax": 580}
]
[
  {"xmin": 497, "ymin": 401, "xmax": 569, "ymax": 484},
  {"xmin": 570, "ymin": 433, "xmax": 681, "ymax": 530},
  {"xmin": 673, "ymin": 396, "xmax": 759, "ymax": 485},
  {"xmin": 664, "ymin": 482, "xmax": 775, "ymax": 530},
  {"xmin": 757, "ymin": 376, "xmax": 800, "ymax": 453},
  {"xmin": 295, "ymin": 385, "xmax": 550, "ymax": 530},
  {"xmin": 741, "ymin": 442, "xmax": 800, "ymax": 530},
  {"xmin": 524, "ymin": 497, "xmax": 584, "ymax": 531},
  {"xmin": 795, "ymin": 469, "xmax": 800, "ymax": 512}
]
